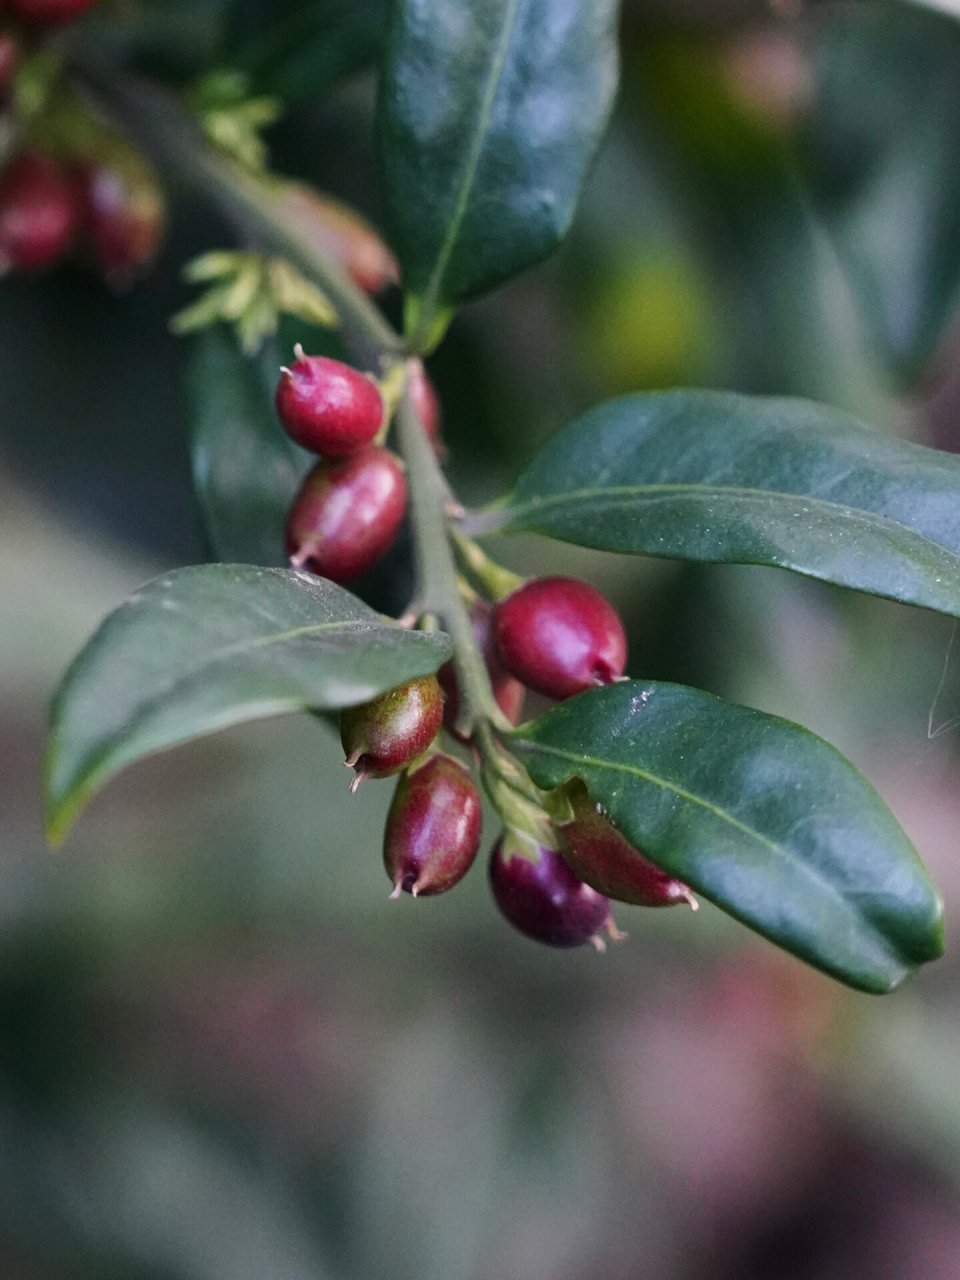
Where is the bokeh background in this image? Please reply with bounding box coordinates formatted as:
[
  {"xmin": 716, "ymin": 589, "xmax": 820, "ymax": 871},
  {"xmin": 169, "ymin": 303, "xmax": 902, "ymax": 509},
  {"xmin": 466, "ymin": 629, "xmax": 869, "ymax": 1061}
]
[{"xmin": 3, "ymin": 0, "xmax": 960, "ymax": 1275}]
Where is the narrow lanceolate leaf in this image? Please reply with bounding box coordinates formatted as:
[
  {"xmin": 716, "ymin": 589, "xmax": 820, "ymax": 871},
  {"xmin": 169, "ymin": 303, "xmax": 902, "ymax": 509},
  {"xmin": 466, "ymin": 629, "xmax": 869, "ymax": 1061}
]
[
  {"xmin": 480, "ymin": 390, "xmax": 960, "ymax": 618},
  {"xmin": 511, "ymin": 682, "xmax": 944, "ymax": 992},
  {"xmin": 379, "ymin": 0, "xmax": 619, "ymax": 335},
  {"xmin": 45, "ymin": 566, "xmax": 452, "ymax": 846},
  {"xmin": 187, "ymin": 326, "xmax": 312, "ymax": 566}
]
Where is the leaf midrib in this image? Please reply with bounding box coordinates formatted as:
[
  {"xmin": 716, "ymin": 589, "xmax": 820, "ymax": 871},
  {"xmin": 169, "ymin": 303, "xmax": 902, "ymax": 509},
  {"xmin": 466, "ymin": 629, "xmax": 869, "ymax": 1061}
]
[
  {"xmin": 418, "ymin": 0, "xmax": 523, "ymax": 319},
  {"xmin": 503, "ymin": 481, "xmax": 959, "ymax": 554},
  {"xmin": 514, "ymin": 736, "xmax": 901, "ymax": 959}
]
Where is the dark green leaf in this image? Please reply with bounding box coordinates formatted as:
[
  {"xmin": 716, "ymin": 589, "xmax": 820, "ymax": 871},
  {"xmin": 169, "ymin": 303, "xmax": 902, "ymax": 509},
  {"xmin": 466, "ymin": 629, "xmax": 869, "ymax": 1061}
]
[
  {"xmin": 805, "ymin": 5, "xmax": 960, "ymax": 382},
  {"xmin": 45, "ymin": 565, "xmax": 452, "ymax": 845},
  {"xmin": 481, "ymin": 390, "xmax": 960, "ymax": 617},
  {"xmin": 378, "ymin": 0, "xmax": 619, "ymax": 335},
  {"xmin": 228, "ymin": 0, "xmax": 389, "ymax": 101},
  {"xmin": 511, "ymin": 682, "xmax": 944, "ymax": 992}
]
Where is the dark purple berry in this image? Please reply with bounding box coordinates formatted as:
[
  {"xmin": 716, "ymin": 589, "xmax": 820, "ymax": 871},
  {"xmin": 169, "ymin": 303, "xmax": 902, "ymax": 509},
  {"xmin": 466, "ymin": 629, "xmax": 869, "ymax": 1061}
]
[
  {"xmin": 340, "ymin": 675, "xmax": 443, "ymax": 790},
  {"xmin": 285, "ymin": 446, "xmax": 406, "ymax": 583},
  {"xmin": 493, "ymin": 577, "xmax": 627, "ymax": 702},
  {"xmin": 384, "ymin": 753, "xmax": 482, "ymax": 896},
  {"xmin": 558, "ymin": 783, "xmax": 697, "ymax": 910},
  {"xmin": 438, "ymin": 600, "xmax": 525, "ymax": 739},
  {"xmin": 489, "ymin": 835, "xmax": 615, "ymax": 949},
  {"xmin": 276, "ymin": 353, "xmax": 384, "ymax": 457},
  {"xmin": 0, "ymin": 151, "xmax": 80, "ymax": 273}
]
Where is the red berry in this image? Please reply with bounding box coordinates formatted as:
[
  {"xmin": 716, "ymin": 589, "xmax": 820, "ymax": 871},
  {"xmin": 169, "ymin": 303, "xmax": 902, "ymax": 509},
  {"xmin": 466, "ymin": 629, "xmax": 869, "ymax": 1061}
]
[
  {"xmin": 276, "ymin": 353, "xmax": 384, "ymax": 457},
  {"xmin": 384, "ymin": 753, "xmax": 482, "ymax": 896},
  {"xmin": 438, "ymin": 600, "xmax": 524, "ymax": 739},
  {"xmin": 558, "ymin": 783, "xmax": 697, "ymax": 910},
  {"xmin": 493, "ymin": 577, "xmax": 627, "ymax": 701},
  {"xmin": 0, "ymin": 151, "xmax": 79, "ymax": 272},
  {"xmin": 407, "ymin": 359, "xmax": 442, "ymax": 456},
  {"xmin": 340, "ymin": 676, "xmax": 443, "ymax": 789},
  {"xmin": 489, "ymin": 835, "xmax": 614, "ymax": 949},
  {"xmin": 78, "ymin": 160, "xmax": 165, "ymax": 288},
  {"xmin": 7, "ymin": 0, "xmax": 99, "ymax": 22},
  {"xmin": 285, "ymin": 446, "xmax": 406, "ymax": 583}
]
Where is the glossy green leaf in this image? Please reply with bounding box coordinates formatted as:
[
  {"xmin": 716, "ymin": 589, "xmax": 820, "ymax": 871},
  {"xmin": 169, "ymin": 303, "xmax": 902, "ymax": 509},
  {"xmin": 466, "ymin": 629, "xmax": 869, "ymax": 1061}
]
[
  {"xmin": 805, "ymin": 5, "xmax": 960, "ymax": 382},
  {"xmin": 187, "ymin": 325, "xmax": 315, "ymax": 566},
  {"xmin": 480, "ymin": 390, "xmax": 960, "ymax": 617},
  {"xmin": 378, "ymin": 0, "xmax": 619, "ymax": 335},
  {"xmin": 228, "ymin": 0, "xmax": 389, "ymax": 102},
  {"xmin": 510, "ymin": 682, "xmax": 944, "ymax": 992},
  {"xmin": 45, "ymin": 566, "xmax": 452, "ymax": 845}
]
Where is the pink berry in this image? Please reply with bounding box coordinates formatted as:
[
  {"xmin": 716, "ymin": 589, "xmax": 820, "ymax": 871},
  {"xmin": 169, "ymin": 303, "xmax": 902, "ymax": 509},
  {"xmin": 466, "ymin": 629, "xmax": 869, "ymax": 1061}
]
[
  {"xmin": 340, "ymin": 676, "xmax": 443, "ymax": 788},
  {"xmin": 384, "ymin": 753, "xmax": 482, "ymax": 896},
  {"xmin": 438, "ymin": 600, "xmax": 524, "ymax": 739},
  {"xmin": 276, "ymin": 354, "xmax": 384, "ymax": 457},
  {"xmin": 558, "ymin": 783, "xmax": 697, "ymax": 910},
  {"xmin": 489, "ymin": 836, "xmax": 614, "ymax": 949},
  {"xmin": 7, "ymin": 0, "xmax": 99, "ymax": 22},
  {"xmin": 285, "ymin": 446, "xmax": 406, "ymax": 583},
  {"xmin": 0, "ymin": 151, "xmax": 79, "ymax": 273},
  {"xmin": 493, "ymin": 577, "xmax": 627, "ymax": 701}
]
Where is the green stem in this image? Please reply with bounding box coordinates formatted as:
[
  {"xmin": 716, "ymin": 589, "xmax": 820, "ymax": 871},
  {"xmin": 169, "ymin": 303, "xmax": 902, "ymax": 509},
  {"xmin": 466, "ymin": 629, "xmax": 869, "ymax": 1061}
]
[
  {"xmin": 68, "ymin": 64, "xmax": 400, "ymax": 364},
  {"xmin": 75, "ymin": 58, "xmax": 532, "ymax": 805}
]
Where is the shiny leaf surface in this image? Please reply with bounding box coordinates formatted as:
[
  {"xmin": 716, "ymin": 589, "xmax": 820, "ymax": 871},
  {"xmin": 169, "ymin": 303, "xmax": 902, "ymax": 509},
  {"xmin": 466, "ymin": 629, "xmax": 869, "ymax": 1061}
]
[
  {"xmin": 45, "ymin": 566, "xmax": 452, "ymax": 844},
  {"xmin": 511, "ymin": 682, "xmax": 944, "ymax": 991},
  {"xmin": 484, "ymin": 390, "xmax": 960, "ymax": 617},
  {"xmin": 378, "ymin": 0, "xmax": 619, "ymax": 333}
]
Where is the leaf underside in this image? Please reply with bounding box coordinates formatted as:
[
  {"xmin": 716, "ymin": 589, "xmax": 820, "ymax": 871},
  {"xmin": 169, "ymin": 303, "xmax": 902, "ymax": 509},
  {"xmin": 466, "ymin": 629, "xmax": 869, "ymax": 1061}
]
[
  {"xmin": 511, "ymin": 681, "xmax": 944, "ymax": 993},
  {"xmin": 45, "ymin": 565, "xmax": 452, "ymax": 845}
]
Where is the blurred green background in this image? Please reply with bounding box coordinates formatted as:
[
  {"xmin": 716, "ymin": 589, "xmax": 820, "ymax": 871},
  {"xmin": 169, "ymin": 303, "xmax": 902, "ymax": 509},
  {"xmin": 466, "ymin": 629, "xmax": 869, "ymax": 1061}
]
[{"xmin": 2, "ymin": 0, "xmax": 960, "ymax": 1275}]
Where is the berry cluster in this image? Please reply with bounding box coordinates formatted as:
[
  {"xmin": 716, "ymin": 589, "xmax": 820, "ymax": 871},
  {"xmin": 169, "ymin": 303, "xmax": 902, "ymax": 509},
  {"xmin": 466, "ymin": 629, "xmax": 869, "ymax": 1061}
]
[
  {"xmin": 0, "ymin": 0, "xmax": 164, "ymax": 284},
  {"xmin": 278, "ymin": 349, "xmax": 440, "ymax": 583},
  {"xmin": 275, "ymin": 353, "xmax": 695, "ymax": 949}
]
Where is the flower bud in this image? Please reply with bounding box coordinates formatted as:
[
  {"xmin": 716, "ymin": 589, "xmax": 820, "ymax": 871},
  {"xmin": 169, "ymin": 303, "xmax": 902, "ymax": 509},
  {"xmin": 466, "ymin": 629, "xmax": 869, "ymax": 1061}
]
[
  {"xmin": 340, "ymin": 675, "xmax": 443, "ymax": 790},
  {"xmin": 275, "ymin": 184, "xmax": 398, "ymax": 295},
  {"xmin": 384, "ymin": 753, "xmax": 482, "ymax": 896},
  {"xmin": 558, "ymin": 783, "xmax": 697, "ymax": 909},
  {"xmin": 489, "ymin": 834, "xmax": 615, "ymax": 949}
]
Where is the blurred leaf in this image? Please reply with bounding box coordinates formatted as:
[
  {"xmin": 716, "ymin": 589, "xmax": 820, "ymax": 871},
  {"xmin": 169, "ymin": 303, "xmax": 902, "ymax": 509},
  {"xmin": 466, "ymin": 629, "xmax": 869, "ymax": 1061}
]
[
  {"xmin": 229, "ymin": 0, "xmax": 389, "ymax": 101},
  {"xmin": 45, "ymin": 566, "xmax": 452, "ymax": 844},
  {"xmin": 805, "ymin": 4, "xmax": 960, "ymax": 382},
  {"xmin": 379, "ymin": 0, "xmax": 619, "ymax": 345},
  {"xmin": 511, "ymin": 682, "xmax": 944, "ymax": 992},
  {"xmin": 187, "ymin": 326, "xmax": 311, "ymax": 565},
  {"xmin": 481, "ymin": 390, "xmax": 960, "ymax": 618}
]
